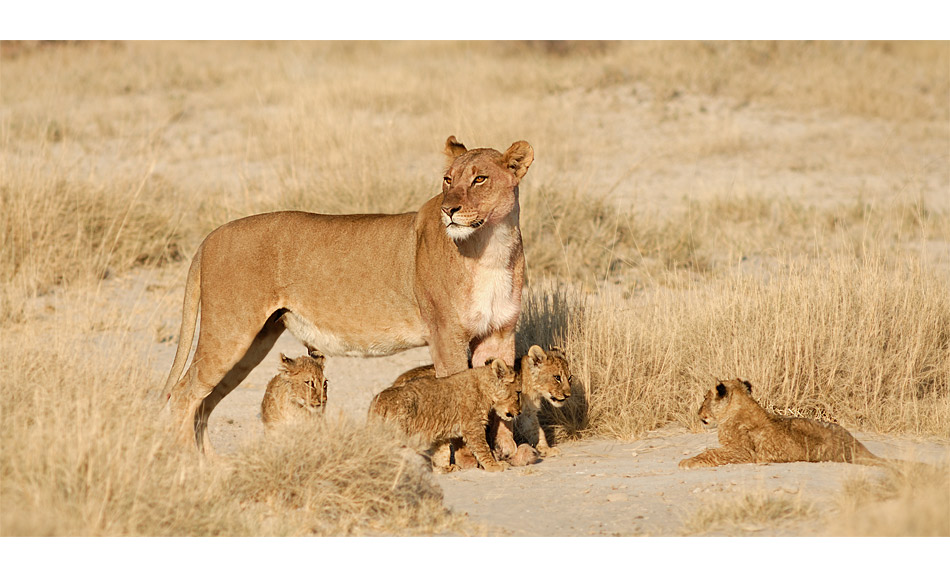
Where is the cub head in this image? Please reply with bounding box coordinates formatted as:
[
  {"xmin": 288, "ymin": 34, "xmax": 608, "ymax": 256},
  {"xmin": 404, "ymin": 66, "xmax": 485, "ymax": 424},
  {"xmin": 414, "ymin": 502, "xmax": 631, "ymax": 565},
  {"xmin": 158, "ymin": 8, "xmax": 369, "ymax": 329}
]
[
  {"xmin": 486, "ymin": 358, "xmax": 521, "ymax": 421},
  {"xmin": 697, "ymin": 378, "xmax": 753, "ymax": 425},
  {"xmin": 524, "ymin": 345, "xmax": 572, "ymax": 407},
  {"xmin": 279, "ymin": 353, "xmax": 329, "ymax": 413},
  {"xmin": 440, "ymin": 135, "xmax": 534, "ymax": 242}
]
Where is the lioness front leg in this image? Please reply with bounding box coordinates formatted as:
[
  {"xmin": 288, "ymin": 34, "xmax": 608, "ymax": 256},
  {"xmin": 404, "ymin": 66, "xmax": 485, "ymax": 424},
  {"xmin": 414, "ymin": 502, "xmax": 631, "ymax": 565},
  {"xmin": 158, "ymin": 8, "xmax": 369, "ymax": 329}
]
[
  {"xmin": 679, "ymin": 447, "xmax": 755, "ymax": 469},
  {"xmin": 463, "ymin": 424, "xmax": 507, "ymax": 472}
]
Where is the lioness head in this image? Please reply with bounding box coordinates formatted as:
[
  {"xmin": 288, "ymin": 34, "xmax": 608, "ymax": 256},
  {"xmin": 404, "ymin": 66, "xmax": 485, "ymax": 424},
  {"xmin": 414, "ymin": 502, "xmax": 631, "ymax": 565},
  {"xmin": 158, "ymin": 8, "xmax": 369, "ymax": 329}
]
[
  {"xmin": 440, "ymin": 136, "xmax": 534, "ymax": 241},
  {"xmin": 697, "ymin": 378, "xmax": 753, "ymax": 425},
  {"xmin": 278, "ymin": 353, "xmax": 329, "ymax": 413},
  {"xmin": 525, "ymin": 345, "xmax": 572, "ymax": 407},
  {"xmin": 487, "ymin": 358, "xmax": 521, "ymax": 421}
]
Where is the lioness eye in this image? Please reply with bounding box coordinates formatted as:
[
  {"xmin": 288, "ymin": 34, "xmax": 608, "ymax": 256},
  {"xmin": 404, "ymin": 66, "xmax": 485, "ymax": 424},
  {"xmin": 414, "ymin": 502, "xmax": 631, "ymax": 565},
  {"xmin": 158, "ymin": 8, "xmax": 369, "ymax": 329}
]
[
  {"xmin": 473, "ymin": 175, "xmax": 487, "ymax": 184},
  {"xmin": 443, "ymin": 176, "xmax": 451, "ymax": 185}
]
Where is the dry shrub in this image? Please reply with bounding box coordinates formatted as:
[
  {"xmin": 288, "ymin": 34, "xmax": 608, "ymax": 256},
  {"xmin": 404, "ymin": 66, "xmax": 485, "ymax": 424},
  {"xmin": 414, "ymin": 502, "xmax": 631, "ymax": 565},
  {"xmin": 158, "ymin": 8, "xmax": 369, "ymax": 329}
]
[
  {"xmin": 682, "ymin": 492, "xmax": 817, "ymax": 535},
  {"xmin": 0, "ymin": 327, "xmax": 463, "ymax": 536},
  {"xmin": 538, "ymin": 253, "xmax": 950, "ymax": 440},
  {"xmin": 226, "ymin": 418, "xmax": 461, "ymax": 536},
  {"xmin": 832, "ymin": 461, "xmax": 950, "ymax": 536}
]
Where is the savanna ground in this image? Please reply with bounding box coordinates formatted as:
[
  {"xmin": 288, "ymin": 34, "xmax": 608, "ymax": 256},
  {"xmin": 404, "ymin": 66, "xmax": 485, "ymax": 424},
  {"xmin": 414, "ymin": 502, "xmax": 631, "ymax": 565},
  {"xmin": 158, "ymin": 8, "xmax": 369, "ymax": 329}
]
[{"xmin": 1, "ymin": 41, "xmax": 948, "ymax": 549}]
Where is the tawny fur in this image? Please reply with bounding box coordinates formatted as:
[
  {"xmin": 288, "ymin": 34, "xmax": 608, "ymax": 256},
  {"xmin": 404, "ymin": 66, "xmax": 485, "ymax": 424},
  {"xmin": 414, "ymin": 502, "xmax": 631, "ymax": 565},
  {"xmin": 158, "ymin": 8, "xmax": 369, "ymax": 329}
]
[
  {"xmin": 680, "ymin": 379, "xmax": 887, "ymax": 469},
  {"xmin": 162, "ymin": 136, "xmax": 533, "ymax": 451},
  {"xmin": 392, "ymin": 345, "xmax": 573, "ymax": 464},
  {"xmin": 369, "ymin": 359, "xmax": 521, "ymax": 472},
  {"xmin": 260, "ymin": 353, "xmax": 328, "ymax": 427}
]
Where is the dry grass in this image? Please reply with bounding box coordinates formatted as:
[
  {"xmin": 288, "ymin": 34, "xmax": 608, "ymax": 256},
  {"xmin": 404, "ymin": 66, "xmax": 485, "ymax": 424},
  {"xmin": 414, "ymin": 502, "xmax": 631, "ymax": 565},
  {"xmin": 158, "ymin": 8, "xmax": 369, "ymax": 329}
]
[
  {"xmin": 682, "ymin": 492, "xmax": 817, "ymax": 535},
  {"xmin": 0, "ymin": 305, "xmax": 467, "ymax": 536},
  {"xmin": 2, "ymin": 41, "xmax": 948, "ymax": 535},
  {"xmin": 535, "ymin": 252, "xmax": 950, "ymax": 441},
  {"xmin": 831, "ymin": 461, "xmax": 950, "ymax": 536}
]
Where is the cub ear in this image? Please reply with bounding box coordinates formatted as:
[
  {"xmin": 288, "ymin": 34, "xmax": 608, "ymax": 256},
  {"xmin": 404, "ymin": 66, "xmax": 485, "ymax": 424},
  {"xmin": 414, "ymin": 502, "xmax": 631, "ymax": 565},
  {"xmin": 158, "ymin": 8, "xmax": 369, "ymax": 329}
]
[
  {"xmin": 502, "ymin": 140, "xmax": 534, "ymax": 180},
  {"xmin": 527, "ymin": 345, "xmax": 547, "ymax": 366},
  {"xmin": 279, "ymin": 353, "xmax": 294, "ymax": 372},
  {"xmin": 716, "ymin": 382, "xmax": 728, "ymax": 398},
  {"xmin": 741, "ymin": 379, "xmax": 753, "ymax": 394},
  {"xmin": 445, "ymin": 135, "xmax": 467, "ymax": 160},
  {"xmin": 490, "ymin": 358, "xmax": 510, "ymax": 379}
]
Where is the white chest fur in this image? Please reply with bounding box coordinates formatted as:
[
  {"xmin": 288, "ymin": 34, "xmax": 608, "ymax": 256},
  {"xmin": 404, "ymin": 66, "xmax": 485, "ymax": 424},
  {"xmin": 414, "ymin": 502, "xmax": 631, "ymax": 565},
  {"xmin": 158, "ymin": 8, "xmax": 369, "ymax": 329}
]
[{"xmin": 463, "ymin": 222, "xmax": 521, "ymax": 338}]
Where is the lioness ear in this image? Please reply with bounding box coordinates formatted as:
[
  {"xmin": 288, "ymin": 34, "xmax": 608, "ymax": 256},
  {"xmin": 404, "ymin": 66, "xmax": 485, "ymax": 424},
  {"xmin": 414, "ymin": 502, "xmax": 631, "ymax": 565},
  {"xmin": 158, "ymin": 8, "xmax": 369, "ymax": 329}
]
[
  {"xmin": 527, "ymin": 345, "xmax": 546, "ymax": 366},
  {"xmin": 716, "ymin": 382, "xmax": 727, "ymax": 398},
  {"xmin": 741, "ymin": 379, "xmax": 753, "ymax": 394},
  {"xmin": 445, "ymin": 135, "xmax": 467, "ymax": 160},
  {"xmin": 502, "ymin": 140, "xmax": 534, "ymax": 180}
]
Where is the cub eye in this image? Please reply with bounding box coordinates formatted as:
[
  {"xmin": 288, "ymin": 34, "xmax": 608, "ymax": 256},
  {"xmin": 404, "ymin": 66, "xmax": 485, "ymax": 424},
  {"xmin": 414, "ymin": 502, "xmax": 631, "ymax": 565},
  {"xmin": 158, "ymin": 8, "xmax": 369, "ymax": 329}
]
[
  {"xmin": 473, "ymin": 175, "xmax": 487, "ymax": 184},
  {"xmin": 568, "ymin": 375, "xmax": 574, "ymax": 384},
  {"xmin": 553, "ymin": 375, "xmax": 561, "ymax": 382}
]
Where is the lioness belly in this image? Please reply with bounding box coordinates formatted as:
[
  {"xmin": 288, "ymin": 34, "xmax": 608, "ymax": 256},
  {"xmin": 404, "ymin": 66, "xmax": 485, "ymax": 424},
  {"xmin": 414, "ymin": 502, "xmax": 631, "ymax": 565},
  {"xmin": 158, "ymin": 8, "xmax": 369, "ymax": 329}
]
[{"xmin": 282, "ymin": 311, "xmax": 426, "ymax": 357}]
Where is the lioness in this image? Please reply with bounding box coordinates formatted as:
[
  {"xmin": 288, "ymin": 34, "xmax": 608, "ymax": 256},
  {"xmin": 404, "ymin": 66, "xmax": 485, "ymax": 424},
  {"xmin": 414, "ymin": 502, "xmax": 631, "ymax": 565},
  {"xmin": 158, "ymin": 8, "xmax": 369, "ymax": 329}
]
[
  {"xmin": 679, "ymin": 379, "xmax": 888, "ymax": 469},
  {"xmin": 260, "ymin": 353, "xmax": 328, "ymax": 427},
  {"xmin": 369, "ymin": 358, "xmax": 520, "ymax": 472},
  {"xmin": 395, "ymin": 345, "xmax": 572, "ymax": 460},
  {"xmin": 163, "ymin": 136, "xmax": 533, "ymax": 451}
]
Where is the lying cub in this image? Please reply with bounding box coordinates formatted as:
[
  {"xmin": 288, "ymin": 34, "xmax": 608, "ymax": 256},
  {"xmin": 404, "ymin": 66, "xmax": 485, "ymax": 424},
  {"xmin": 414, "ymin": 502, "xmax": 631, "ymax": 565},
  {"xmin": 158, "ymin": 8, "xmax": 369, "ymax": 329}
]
[
  {"xmin": 369, "ymin": 358, "xmax": 520, "ymax": 472},
  {"xmin": 680, "ymin": 378, "xmax": 888, "ymax": 469},
  {"xmin": 261, "ymin": 353, "xmax": 328, "ymax": 427}
]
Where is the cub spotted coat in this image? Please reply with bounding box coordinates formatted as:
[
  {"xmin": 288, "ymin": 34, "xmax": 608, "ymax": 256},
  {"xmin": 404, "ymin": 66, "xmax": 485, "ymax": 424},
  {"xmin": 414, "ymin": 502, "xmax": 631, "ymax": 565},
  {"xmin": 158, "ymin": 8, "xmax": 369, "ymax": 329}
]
[
  {"xmin": 680, "ymin": 379, "xmax": 888, "ymax": 469},
  {"xmin": 393, "ymin": 345, "xmax": 572, "ymax": 460},
  {"xmin": 369, "ymin": 359, "xmax": 520, "ymax": 472},
  {"xmin": 261, "ymin": 354, "xmax": 328, "ymax": 426}
]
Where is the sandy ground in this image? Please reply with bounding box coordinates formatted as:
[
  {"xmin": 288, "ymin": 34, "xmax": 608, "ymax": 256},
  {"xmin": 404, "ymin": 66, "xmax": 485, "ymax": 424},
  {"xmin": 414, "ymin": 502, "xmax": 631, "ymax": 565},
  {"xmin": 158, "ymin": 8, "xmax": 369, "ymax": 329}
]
[{"xmin": 89, "ymin": 266, "xmax": 944, "ymax": 537}]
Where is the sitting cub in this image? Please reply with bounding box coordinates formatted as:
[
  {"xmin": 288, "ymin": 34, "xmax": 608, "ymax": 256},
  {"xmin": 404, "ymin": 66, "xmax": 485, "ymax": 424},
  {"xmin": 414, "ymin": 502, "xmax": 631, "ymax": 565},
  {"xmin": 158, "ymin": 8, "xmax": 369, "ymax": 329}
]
[
  {"xmin": 261, "ymin": 353, "xmax": 328, "ymax": 427},
  {"xmin": 512, "ymin": 345, "xmax": 572, "ymax": 457},
  {"xmin": 680, "ymin": 378, "xmax": 887, "ymax": 469},
  {"xmin": 369, "ymin": 358, "xmax": 520, "ymax": 472}
]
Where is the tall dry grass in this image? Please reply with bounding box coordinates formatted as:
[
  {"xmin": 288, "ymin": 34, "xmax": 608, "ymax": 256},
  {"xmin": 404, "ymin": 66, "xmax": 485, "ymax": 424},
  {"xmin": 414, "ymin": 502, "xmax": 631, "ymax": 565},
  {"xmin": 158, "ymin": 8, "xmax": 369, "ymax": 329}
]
[
  {"xmin": 523, "ymin": 252, "xmax": 950, "ymax": 441},
  {"xmin": 0, "ymin": 292, "xmax": 467, "ymax": 536},
  {"xmin": 0, "ymin": 326, "xmax": 467, "ymax": 536}
]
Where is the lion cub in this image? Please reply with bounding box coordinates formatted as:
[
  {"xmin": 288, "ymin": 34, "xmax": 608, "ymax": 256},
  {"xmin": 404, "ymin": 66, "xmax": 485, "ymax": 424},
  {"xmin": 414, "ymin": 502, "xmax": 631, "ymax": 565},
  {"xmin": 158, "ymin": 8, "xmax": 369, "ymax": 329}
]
[
  {"xmin": 512, "ymin": 345, "xmax": 573, "ymax": 457},
  {"xmin": 369, "ymin": 358, "xmax": 520, "ymax": 472},
  {"xmin": 680, "ymin": 379, "xmax": 886, "ymax": 469},
  {"xmin": 261, "ymin": 353, "xmax": 328, "ymax": 427},
  {"xmin": 391, "ymin": 345, "xmax": 572, "ymax": 466}
]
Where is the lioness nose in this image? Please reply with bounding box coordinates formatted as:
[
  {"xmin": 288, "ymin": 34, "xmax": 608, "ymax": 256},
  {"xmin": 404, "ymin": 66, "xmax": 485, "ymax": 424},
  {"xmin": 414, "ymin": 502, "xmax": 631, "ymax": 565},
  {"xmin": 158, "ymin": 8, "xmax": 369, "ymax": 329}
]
[{"xmin": 441, "ymin": 205, "xmax": 461, "ymax": 217}]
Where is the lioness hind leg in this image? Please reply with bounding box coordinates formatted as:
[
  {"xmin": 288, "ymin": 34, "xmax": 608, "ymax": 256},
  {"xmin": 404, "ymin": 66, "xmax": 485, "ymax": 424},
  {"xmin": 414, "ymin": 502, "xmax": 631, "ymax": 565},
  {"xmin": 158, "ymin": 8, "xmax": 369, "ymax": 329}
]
[
  {"xmin": 169, "ymin": 316, "xmax": 284, "ymax": 451},
  {"xmin": 194, "ymin": 319, "xmax": 285, "ymax": 453}
]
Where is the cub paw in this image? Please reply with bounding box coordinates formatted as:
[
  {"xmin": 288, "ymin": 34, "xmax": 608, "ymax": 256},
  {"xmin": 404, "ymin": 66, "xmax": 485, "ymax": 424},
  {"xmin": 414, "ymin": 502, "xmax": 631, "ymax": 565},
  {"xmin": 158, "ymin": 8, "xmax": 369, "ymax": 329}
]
[
  {"xmin": 507, "ymin": 444, "xmax": 541, "ymax": 467},
  {"xmin": 482, "ymin": 461, "xmax": 508, "ymax": 472}
]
